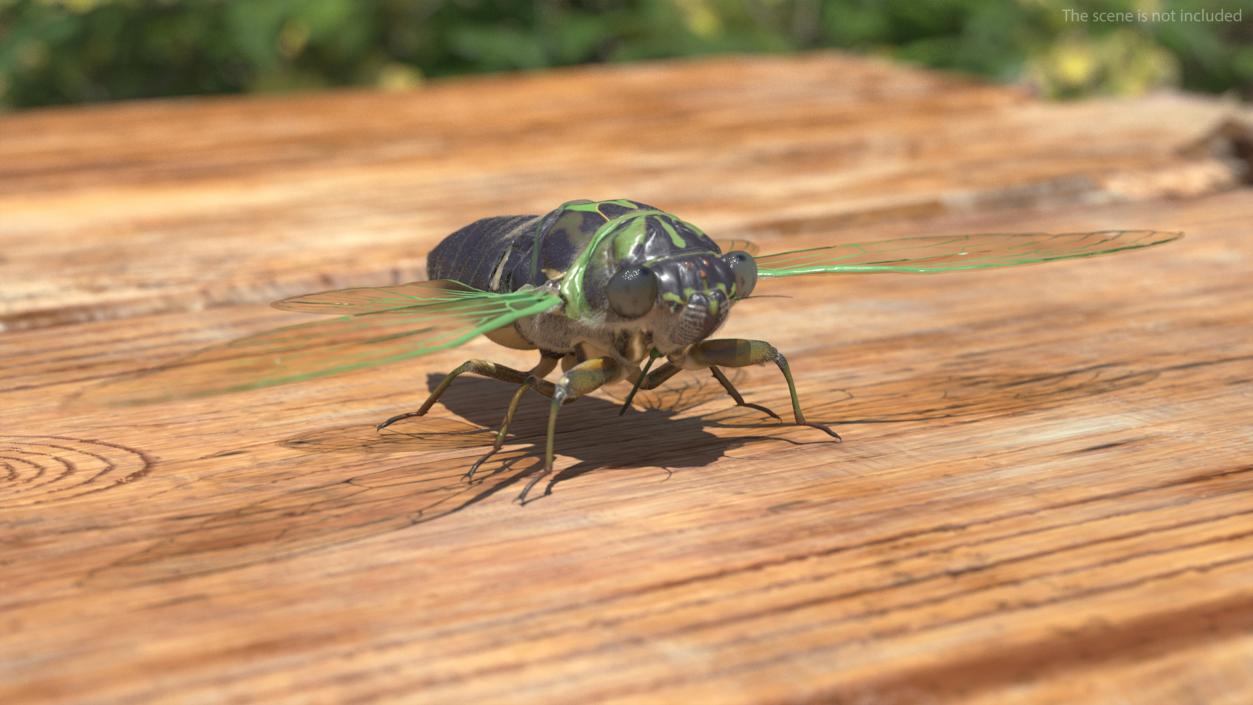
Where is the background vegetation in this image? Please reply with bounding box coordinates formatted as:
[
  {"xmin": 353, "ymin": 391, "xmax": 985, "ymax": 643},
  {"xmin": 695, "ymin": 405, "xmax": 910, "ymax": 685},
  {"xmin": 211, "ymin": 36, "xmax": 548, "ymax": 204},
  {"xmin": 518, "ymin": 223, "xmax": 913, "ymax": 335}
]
[{"xmin": 1, "ymin": 0, "xmax": 1250, "ymax": 110}]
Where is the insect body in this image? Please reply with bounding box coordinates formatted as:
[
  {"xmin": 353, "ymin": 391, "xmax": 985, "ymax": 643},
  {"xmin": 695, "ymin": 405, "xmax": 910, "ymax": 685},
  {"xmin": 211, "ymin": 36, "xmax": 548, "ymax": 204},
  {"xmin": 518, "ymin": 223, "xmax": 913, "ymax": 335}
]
[
  {"xmin": 428, "ymin": 199, "xmax": 748, "ymax": 360},
  {"xmin": 93, "ymin": 199, "xmax": 1182, "ymax": 502}
]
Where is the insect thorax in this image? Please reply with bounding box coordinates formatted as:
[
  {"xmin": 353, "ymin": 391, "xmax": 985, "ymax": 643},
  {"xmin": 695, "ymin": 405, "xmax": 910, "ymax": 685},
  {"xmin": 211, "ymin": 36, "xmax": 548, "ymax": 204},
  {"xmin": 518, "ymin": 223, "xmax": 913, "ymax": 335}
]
[{"xmin": 428, "ymin": 199, "xmax": 729, "ymax": 360}]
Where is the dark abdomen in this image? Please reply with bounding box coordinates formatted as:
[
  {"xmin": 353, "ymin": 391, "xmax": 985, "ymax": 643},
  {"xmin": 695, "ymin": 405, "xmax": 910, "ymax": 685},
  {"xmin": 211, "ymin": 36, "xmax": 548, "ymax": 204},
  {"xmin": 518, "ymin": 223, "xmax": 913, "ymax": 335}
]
[{"xmin": 426, "ymin": 215, "xmax": 539, "ymax": 292}]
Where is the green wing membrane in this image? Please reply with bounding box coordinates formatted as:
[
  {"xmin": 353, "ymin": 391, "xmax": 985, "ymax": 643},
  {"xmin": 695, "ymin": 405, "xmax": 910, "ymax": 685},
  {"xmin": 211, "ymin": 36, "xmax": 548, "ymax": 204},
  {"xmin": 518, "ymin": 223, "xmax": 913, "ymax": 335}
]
[
  {"xmin": 755, "ymin": 231, "xmax": 1182, "ymax": 277},
  {"xmin": 86, "ymin": 281, "xmax": 560, "ymax": 406}
]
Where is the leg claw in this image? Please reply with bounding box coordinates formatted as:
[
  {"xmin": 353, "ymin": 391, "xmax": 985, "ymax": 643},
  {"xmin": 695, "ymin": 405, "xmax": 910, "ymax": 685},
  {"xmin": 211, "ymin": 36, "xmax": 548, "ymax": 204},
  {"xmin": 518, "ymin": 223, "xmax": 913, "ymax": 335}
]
[
  {"xmin": 464, "ymin": 446, "xmax": 504, "ymax": 483},
  {"xmin": 376, "ymin": 410, "xmax": 424, "ymax": 431},
  {"xmin": 742, "ymin": 402, "xmax": 783, "ymax": 421},
  {"xmin": 515, "ymin": 467, "xmax": 551, "ymax": 505},
  {"xmin": 801, "ymin": 422, "xmax": 842, "ymax": 441}
]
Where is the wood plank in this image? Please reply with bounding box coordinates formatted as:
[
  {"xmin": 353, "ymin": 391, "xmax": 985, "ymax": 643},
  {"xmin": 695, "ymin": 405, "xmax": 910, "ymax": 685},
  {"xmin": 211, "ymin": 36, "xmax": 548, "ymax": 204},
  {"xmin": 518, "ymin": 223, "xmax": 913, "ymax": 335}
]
[{"xmin": 1, "ymin": 53, "xmax": 1251, "ymax": 705}]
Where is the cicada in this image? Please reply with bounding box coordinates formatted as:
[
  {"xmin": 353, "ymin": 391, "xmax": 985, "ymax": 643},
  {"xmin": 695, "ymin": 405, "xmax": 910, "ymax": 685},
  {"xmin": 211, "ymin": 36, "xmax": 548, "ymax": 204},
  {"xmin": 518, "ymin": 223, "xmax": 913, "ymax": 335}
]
[{"xmin": 93, "ymin": 199, "xmax": 1181, "ymax": 501}]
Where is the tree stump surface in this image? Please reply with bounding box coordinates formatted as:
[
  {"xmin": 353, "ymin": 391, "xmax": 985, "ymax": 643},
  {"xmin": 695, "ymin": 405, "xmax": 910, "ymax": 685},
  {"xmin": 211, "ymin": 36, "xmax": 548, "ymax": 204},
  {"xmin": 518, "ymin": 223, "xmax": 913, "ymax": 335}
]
[{"xmin": 2, "ymin": 53, "xmax": 1251, "ymax": 704}]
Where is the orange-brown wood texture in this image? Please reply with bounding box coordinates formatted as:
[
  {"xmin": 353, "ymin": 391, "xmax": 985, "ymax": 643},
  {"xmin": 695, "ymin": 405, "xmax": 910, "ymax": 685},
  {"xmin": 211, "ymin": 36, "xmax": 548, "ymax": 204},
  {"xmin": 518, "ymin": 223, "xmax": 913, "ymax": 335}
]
[{"xmin": 2, "ymin": 53, "xmax": 1251, "ymax": 704}]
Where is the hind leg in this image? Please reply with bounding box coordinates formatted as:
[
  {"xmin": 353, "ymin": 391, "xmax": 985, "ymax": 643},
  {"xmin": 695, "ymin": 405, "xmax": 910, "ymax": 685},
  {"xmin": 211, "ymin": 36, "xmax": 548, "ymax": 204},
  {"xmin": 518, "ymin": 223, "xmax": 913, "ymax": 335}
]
[{"xmin": 377, "ymin": 353, "xmax": 559, "ymax": 431}]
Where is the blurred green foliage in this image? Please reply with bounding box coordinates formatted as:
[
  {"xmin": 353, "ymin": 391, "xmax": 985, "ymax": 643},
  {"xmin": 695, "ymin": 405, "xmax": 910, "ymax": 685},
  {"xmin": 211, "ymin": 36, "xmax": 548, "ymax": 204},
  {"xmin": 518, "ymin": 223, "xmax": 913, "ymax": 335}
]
[{"xmin": 1, "ymin": 0, "xmax": 1250, "ymax": 110}]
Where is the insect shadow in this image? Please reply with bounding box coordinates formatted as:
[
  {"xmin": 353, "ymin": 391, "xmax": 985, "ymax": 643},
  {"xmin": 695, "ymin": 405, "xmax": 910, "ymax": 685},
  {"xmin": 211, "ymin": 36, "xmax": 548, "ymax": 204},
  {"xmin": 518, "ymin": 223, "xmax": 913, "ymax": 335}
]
[
  {"xmin": 285, "ymin": 361, "xmax": 1159, "ymax": 516},
  {"xmin": 290, "ymin": 370, "xmax": 815, "ymax": 514}
]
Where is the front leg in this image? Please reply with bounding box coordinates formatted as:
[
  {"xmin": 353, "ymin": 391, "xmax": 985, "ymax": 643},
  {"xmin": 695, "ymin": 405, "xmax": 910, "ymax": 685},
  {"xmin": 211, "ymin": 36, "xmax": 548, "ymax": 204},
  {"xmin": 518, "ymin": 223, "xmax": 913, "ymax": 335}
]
[
  {"xmin": 519, "ymin": 356, "xmax": 624, "ymax": 503},
  {"xmin": 686, "ymin": 339, "xmax": 840, "ymax": 440}
]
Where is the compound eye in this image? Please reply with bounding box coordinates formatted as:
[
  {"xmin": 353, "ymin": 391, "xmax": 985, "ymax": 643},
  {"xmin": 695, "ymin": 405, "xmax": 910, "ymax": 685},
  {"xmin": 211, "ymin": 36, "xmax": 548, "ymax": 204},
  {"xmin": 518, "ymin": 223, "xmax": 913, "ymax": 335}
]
[
  {"xmin": 724, "ymin": 250, "xmax": 757, "ymax": 298},
  {"xmin": 606, "ymin": 266, "xmax": 658, "ymax": 318}
]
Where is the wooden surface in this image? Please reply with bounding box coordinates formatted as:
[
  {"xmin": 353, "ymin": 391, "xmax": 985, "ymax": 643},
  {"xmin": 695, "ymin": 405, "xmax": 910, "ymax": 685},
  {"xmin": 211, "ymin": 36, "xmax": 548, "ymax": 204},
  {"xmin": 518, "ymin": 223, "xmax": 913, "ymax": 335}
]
[{"xmin": 2, "ymin": 53, "xmax": 1252, "ymax": 704}]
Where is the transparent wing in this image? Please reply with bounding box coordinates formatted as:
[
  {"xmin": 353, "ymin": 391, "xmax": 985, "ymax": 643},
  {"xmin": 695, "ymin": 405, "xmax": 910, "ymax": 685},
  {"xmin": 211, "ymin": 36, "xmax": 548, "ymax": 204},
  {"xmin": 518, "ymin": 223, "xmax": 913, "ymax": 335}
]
[
  {"xmin": 273, "ymin": 279, "xmax": 478, "ymax": 315},
  {"xmin": 714, "ymin": 238, "xmax": 759, "ymax": 255},
  {"xmin": 83, "ymin": 282, "xmax": 560, "ymax": 406},
  {"xmin": 755, "ymin": 231, "xmax": 1182, "ymax": 277}
]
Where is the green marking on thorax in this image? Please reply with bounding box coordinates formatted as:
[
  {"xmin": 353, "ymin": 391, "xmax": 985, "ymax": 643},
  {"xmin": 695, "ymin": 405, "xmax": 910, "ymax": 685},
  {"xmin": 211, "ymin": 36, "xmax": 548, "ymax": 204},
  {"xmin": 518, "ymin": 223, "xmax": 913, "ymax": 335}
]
[
  {"xmin": 612, "ymin": 217, "xmax": 649, "ymax": 261},
  {"xmin": 661, "ymin": 292, "xmax": 684, "ymax": 305},
  {"xmin": 658, "ymin": 218, "xmax": 686, "ymax": 248},
  {"xmin": 564, "ymin": 198, "xmax": 639, "ymax": 214},
  {"xmin": 561, "ymin": 208, "xmax": 662, "ymax": 318},
  {"xmin": 564, "ymin": 201, "xmax": 603, "ymax": 214},
  {"xmin": 530, "ymin": 201, "xmax": 618, "ymax": 279}
]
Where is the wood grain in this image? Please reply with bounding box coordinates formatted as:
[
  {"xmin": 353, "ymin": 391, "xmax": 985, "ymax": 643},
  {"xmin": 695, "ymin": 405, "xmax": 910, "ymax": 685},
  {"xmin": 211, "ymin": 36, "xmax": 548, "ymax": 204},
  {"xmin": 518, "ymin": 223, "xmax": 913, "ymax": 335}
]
[{"xmin": 1, "ymin": 52, "xmax": 1251, "ymax": 705}]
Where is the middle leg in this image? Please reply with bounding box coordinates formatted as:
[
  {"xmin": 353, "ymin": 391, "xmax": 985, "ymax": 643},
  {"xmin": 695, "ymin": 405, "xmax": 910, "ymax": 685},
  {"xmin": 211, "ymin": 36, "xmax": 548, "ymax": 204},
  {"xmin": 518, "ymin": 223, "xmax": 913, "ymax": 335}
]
[
  {"xmin": 461, "ymin": 355, "xmax": 563, "ymax": 480},
  {"xmin": 518, "ymin": 356, "xmax": 624, "ymax": 503}
]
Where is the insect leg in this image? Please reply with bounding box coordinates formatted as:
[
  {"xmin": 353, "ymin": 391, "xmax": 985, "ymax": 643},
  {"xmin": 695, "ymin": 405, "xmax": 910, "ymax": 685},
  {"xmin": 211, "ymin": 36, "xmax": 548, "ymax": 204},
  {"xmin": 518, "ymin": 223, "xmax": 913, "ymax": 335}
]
[
  {"xmin": 636, "ymin": 361, "xmax": 682, "ymax": 390},
  {"xmin": 608, "ymin": 355, "xmax": 685, "ymax": 415},
  {"xmin": 689, "ymin": 339, "xmax": 840, "ymax": 440},
  {"xmin": 617, "ymin": 349, "xmax": 661, "ymax": 416},
  {"xmin": 466, "ymin": 355, "xmax": 561, "ymax": 481},
  {"xmin": 518, "ymin": 356, "xmax": 623, "ymax": 504},
  {"xmin": 377, "ymin": 359, "xmax": 533, "ymax": 431},
  {"xmin": 709, "ymin": 367, "xmax": 782, "ymax": 421},
  {"xmin": 606, "ymin": 358, "xmax": 710, "ymax": 414}
]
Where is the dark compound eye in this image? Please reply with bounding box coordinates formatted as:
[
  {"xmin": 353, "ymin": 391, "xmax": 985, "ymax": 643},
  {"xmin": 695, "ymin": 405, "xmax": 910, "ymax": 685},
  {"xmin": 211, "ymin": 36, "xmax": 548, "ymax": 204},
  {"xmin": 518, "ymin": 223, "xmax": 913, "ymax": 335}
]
[
  {"xmin": 606, "ymin": 265, "xmax": 658, "ymax": 318},
  {"xmin": 724, "ymin": 250, "xmax": 757, "ymax": 298}
]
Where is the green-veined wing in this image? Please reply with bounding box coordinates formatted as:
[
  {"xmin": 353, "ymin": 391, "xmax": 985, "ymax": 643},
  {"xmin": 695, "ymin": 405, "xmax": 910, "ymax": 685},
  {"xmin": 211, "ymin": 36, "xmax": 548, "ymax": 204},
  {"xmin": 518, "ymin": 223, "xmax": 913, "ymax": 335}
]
[
  {"xmin": 755, "ymin": 231, "xmax": 1182, "ymax": 277},
  {"xmin": 85, "ymin": 281, "xmax": 560, "ymax": 406},
  {"xmin": 272, "ymin": 279, "xmax": 489, "ymax": 315}
]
